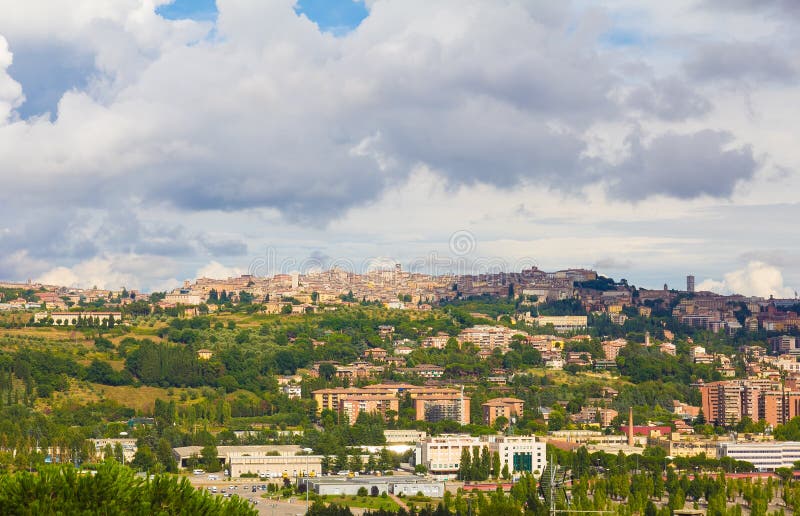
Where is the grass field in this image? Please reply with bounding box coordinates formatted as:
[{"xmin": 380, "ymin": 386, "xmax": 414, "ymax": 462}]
[{"xmin": 320, "ymin": 495, "xmax": 401, "ymax": 511}]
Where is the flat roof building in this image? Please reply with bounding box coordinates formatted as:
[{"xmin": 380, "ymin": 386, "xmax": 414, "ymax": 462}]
[
  {"xmin": 303, "ymin": 476, "xmax": 444, "ymax": 498},
  {"xmin": 717, "ymin": 441, "xmax": 800, "ymax": 471}
]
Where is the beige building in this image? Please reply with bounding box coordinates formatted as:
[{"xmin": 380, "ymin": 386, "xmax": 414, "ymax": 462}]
[
  {"xmin": 173, "ymin": 445, "xmax": 322, "ymax": 478},
  {"xmin": 412, "ymin": 390, "xmax": 470, "ymax": 425},
  {"xmin": 482, "ymin": 397, "xmax": 524, "ymax": 427},
  {"xmin": 534, "ymin": 316, "xmax": 588, "ymax": 332}
]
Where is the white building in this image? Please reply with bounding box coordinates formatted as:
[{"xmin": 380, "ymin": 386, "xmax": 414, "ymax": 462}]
[
  {"xmin": 533, "ymin": 316, "xmax": 588, "ymax": 332},
  {"xmin": 90, "ymin": 438, "xmax": 137, "ymax": 463},
  {"xmin": 384, "ymin": 429, "xmax": 427, "ymax": 444},
  {"xmin": 164, "ymin": 293, "xmax": 203, "ymax": 306},
  {"xmin": 717, "ymin": 441, "xmax": 800, "ymax": 471},
  {"xmin": 415, "ymin": 434, "xmax": 545, "ymax": 478},
  {"xmin": 282, "ymin": 385, "xmax": 302, "ymax": 399}
]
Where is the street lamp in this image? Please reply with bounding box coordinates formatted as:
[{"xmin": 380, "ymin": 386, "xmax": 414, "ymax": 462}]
[{"xmin": 302, "ymin": 447, "xmax": 313, "ymax": 514}]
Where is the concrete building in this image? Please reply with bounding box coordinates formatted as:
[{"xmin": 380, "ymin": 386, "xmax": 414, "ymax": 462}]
[
  {"xmin": 172, "ymin": 445, "xmax": 322, "ymax": 478},
  {"xmin": 413, "ymin": 391, "xmax": 470, "ymax": 425},
  {"xmin": 687, "ymin": 275, "xmax": 695, "ymax": 293},
  {"xmin": 384, "ymin": 430, "xmax": 427, "ymax": 444},
  {"xmin": 457, "ymin": 325, "xmax": 518, "ymax": 353},
  {"xmin": 769, "ymin": 335, "xmax": 797, "ymax": 354},
  {"xmin": 90, "ymin": 438, "xmax": 137, "ymax": 462},
  {"xmin": 601, "ymin": 339, "xmax": 627, "ymax": 361},
  {"xmin": 415, "ymin": 434, "xmax": 545, "ymax": 478},
  {"xmin": 164, "ymin": 293, "xmax": 203, "ymax": 306},
  {"xmin": 533, "ymin": 316, "xmax": 588, "ymax": 332},
  {"xmin": 282, "ymin": 384, "xmax": 302, "ymax": 399},
  {"xmin": 335, "ymin": 361, "xmax": 384, "ymax": 379},
  {"xmin": 303, "ymin": 476, "xmax": 444, "ymax": 497},
  {"xmin": 339, "ymin": 395, "xmax": 399, "ymax": 424},
  {"xmin": 312, "ymin": 387, "xmax": 398, "ymax": 424},
  {"xmin": 717, "ymin": 441, "xmax": 800, "ymax": 471},
  {"xmin": 482, "ymin": 397, "xmax": 524, "ymax": 427},
  {"xmin": 397, "ymin": 364, "xmax": 445, "ymax": 378}
]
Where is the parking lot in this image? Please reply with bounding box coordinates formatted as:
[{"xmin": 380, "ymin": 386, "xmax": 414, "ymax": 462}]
[
  {"xmin": 185, "ymin": 473, "xmax": 383, "ymax": 516},
  {"xmin": 185, "ymin": 474, "xmax": 354, "ymax": 516}
]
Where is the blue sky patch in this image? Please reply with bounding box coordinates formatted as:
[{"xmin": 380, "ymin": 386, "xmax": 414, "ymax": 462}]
[
  {"xmin": 156, "ymin": 0, "xmax": 218, "ymax": 21},
  {"xmin": 602, "ymin": 28, "xmax": 647, "ymax": 48},
  {"xmin": 295, "ymin": 0, "xmax": 369, "ymax": 35}
]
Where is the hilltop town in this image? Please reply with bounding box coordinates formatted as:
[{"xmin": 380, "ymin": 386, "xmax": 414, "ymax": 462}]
[{"xmin": 2, "ymin": 266, "xmax": 800, "ymax": 513}]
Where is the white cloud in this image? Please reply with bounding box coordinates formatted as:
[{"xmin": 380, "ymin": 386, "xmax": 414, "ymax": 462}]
[
  {"xmin": 196, "ymin": 261, "xmax": 243, "ymax": 280},
  {"xmin": 697, "ymin": 261, "xmax": 795, "ymax": 298},
  {"xmin": 0, "ymin": 35, "xmax": 23, "ymax": 121},
  {"xmin": 0, "ymin": 1, "xmax": 798, "ymax": 290},
  {"xmin": 34, "ymin": 253, "xmax": 178, "ymax": 290}
]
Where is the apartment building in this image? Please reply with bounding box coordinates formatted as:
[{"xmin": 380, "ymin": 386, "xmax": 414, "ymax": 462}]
[
  {"xmin": 397, "ymin": 364, "xmax": 445, "ymax": 378},
  {"xmin": 312, "ymin": 387, "xmax": 395, "ymax": 415},
  {"xmin": 482, "ymin": 398, "xmax": 524, "ymax": 427},
  {"xmin": 421, "ymin": 335, "xmax": 451, "ymax": 350},
  {"xmin": 601, "ymin": 339, "xmax": 627, "ymax": 361},
  {"xmin": 339, "ymin": 395, "xmax": 399, "ymax": 424},
  {"xmin": 412, "ymin": 391, "xmax": 471, "ymax": 425},
  {"xmin": 698, "ymin": 379, "xmax": 800, "ymax": 426},
  {"xmin": 769, "ymin": 335, "xmax": 797, "ymax": 354},
  {"xmin": 335, "ymin": 361, "xmax": 384, "ymax": 379},
  {"xmin": 457, "ymin": 325, "xmax": 518, "ymax": 353}
]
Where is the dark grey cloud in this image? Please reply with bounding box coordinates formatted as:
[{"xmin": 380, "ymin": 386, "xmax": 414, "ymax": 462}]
[
  {"xmin": 739, "ymin": 249, "xmax": 800, "ymax": 268},
  {"xmin": 686, "ymin": 41, "xmax": 797, "ymax": 83},
  {"xmin": 7, "ymin": 43, "xmax": 95, "ymax": 120},
  {"xmin": 609, "ymin": 130, "xmax": 758, "ymax": 200},
  {"xmin": 625, "ymin": 77, "xmax": 712, "ymax": 121},
  {"xmin": 594, "ymin": 257, "xmax": 634, "ymax": 270},
  {"xmin": 199, "ymin": 236, "xmax": 248, "ymax": 257},
  {"xmin": 0, "ymin": 210, "xmax": 99, "ymax": 261}
]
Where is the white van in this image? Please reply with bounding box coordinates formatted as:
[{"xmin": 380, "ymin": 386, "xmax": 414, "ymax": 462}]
[{"xmin": 193, "ymin": 469, "xmax": 204, "ymax": 475}]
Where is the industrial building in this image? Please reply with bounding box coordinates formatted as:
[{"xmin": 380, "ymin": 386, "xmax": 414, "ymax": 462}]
[{"xmin": 302, "ymin": 476, "xmax": 444, "ymax": 497}]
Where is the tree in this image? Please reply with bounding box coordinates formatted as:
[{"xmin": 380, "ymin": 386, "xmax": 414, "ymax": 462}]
[
  {"xmin": 501, "ymin": 463, "xmax": 510, "ymax": 480},
  {"xmin": 0, "ymin": 462, "xmax": 257, "ymax": 515},
  {"xmin": 480, "ymin": 446, "xmax": 491, "ymax": 481},
  {"xmin": 157, "ymin": 438, "xmax": 177, "ymax": 473},
  {"xmin": 114, "ymin": 442, "xmax": 124, "ymax": 464},
  {"xmin": 201, "ymin": 444, "xmax": 221, "ymax": 473},
  {"xmin": 459, "ymin": 448, "xmax": 472, "ymax": 480},
  {"xmin": 281, "ymin": 304, "xmax": 293, "ymax": 314},
  {"xmin": 348, "ymin": 454, "xmax": 363, "ymax": 473},
  {"xmin": 493, "ymin": 416, "xmax": 509, "ymax": 431},
  {"xmin": 131, "ymin": 445, "xmax": 157, "ymax": 472},
  {"xmin": 492, "ymin": 452, "xmax": 501, "ymax": 480}
]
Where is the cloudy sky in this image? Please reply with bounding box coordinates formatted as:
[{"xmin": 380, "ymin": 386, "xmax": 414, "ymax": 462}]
[{"xmin": 0, "ymin": 0, "xmax": 798, "ymax": 296}]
